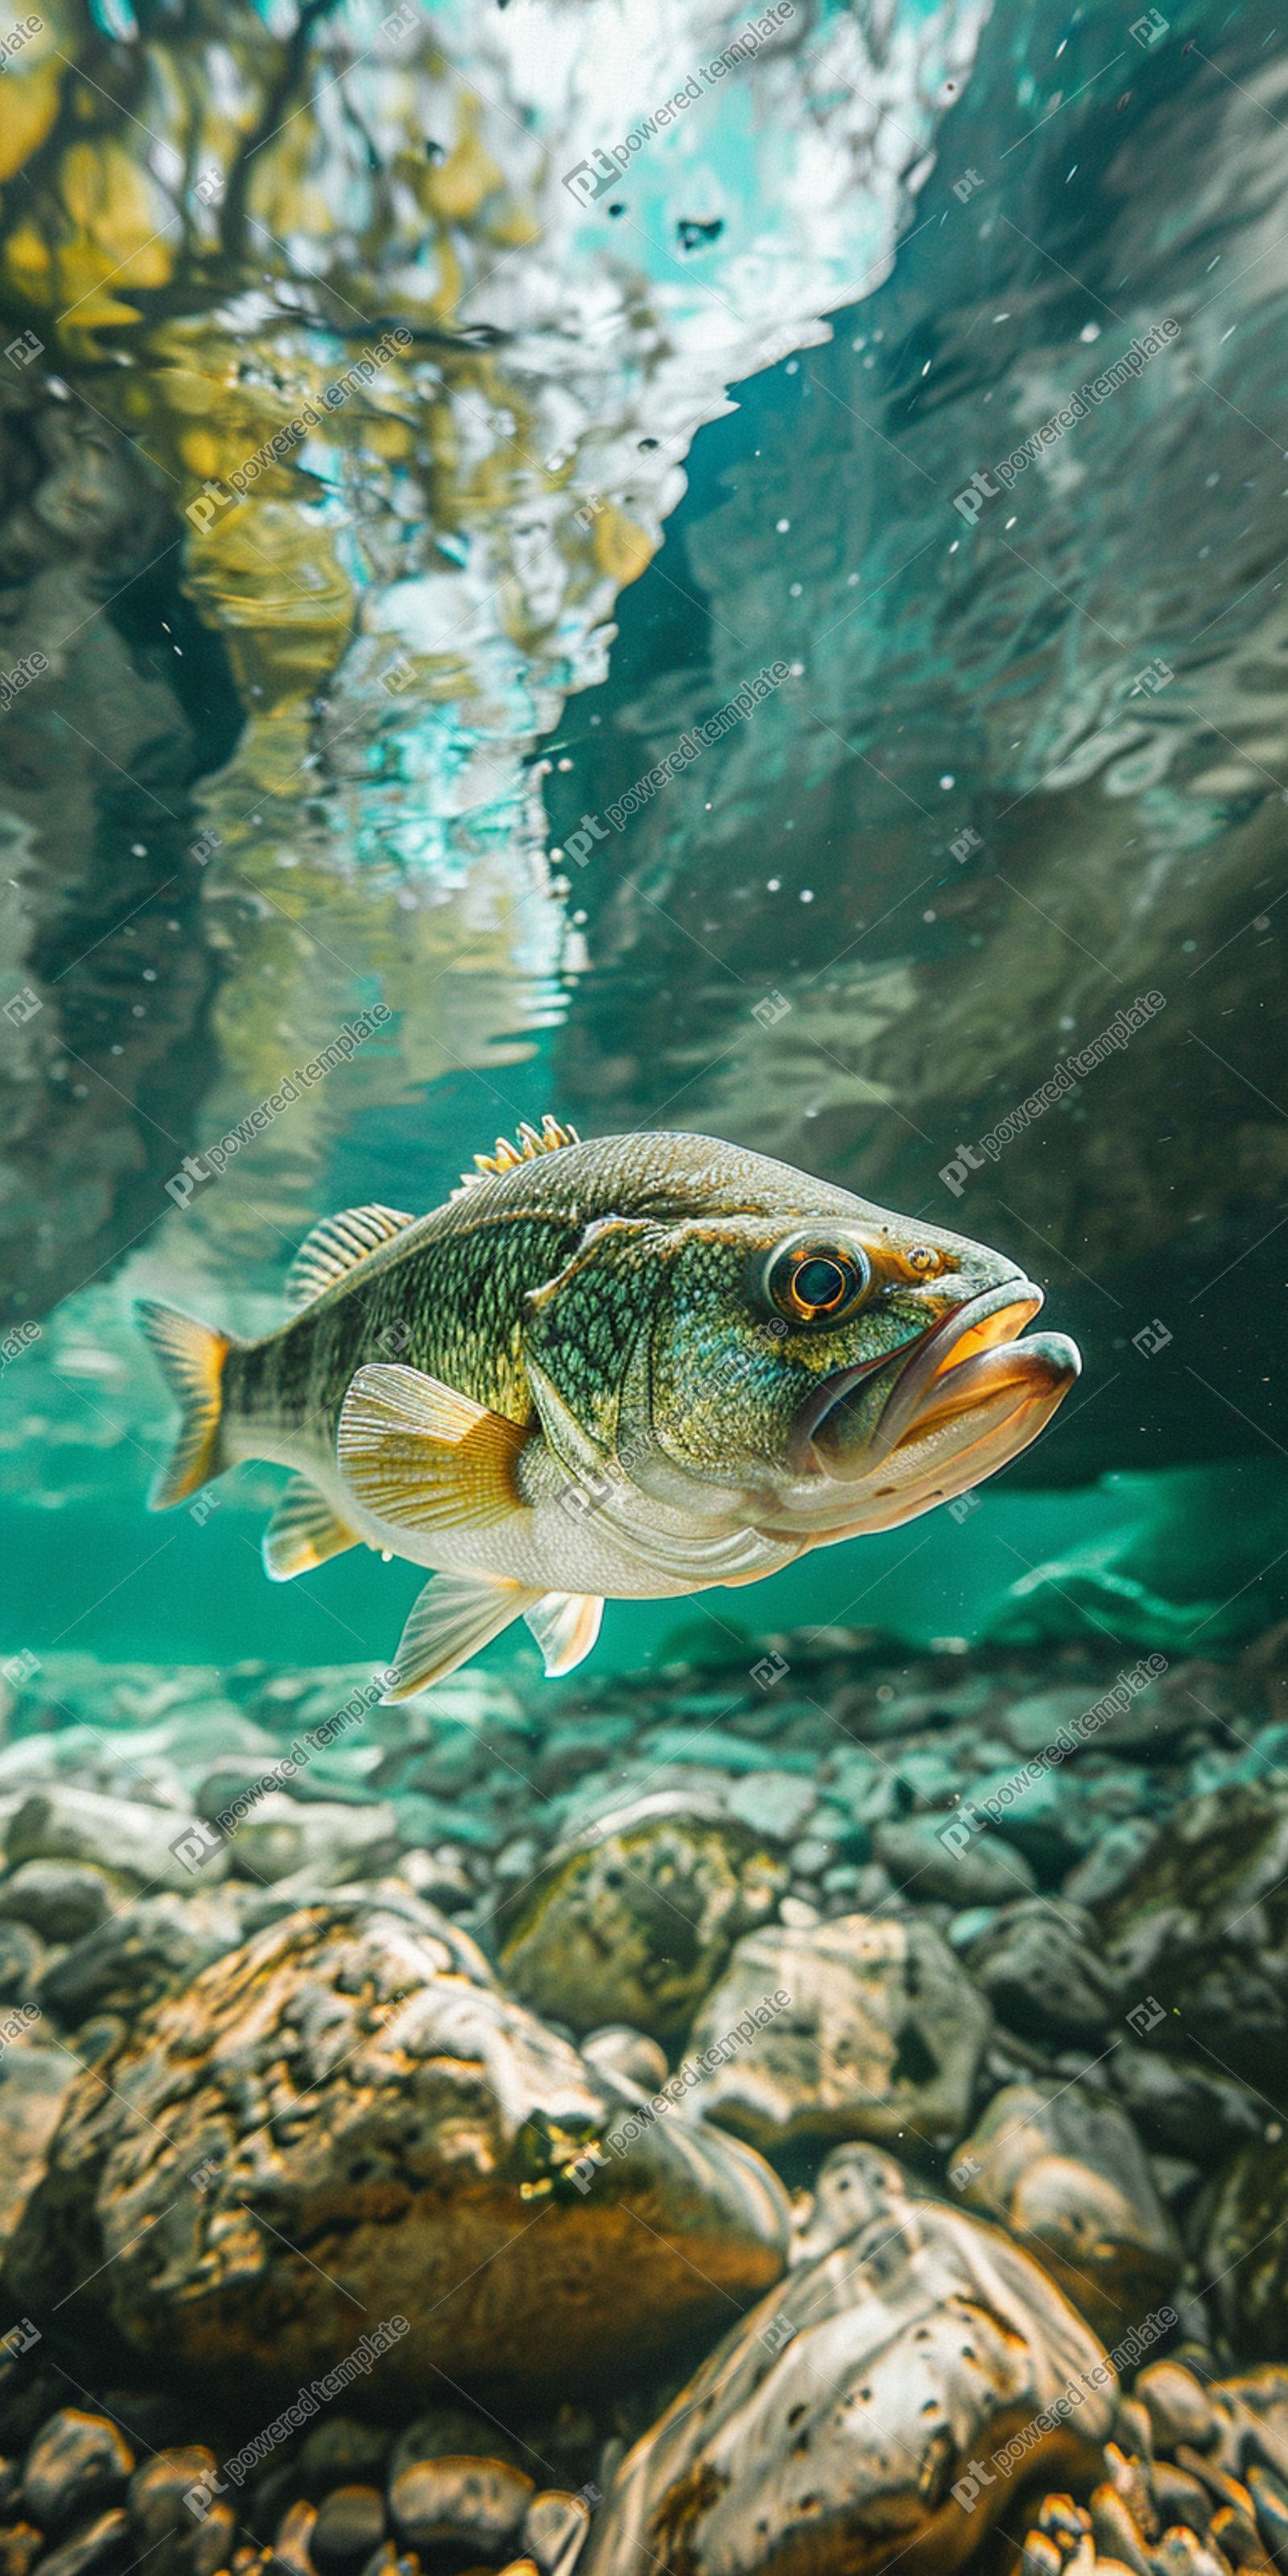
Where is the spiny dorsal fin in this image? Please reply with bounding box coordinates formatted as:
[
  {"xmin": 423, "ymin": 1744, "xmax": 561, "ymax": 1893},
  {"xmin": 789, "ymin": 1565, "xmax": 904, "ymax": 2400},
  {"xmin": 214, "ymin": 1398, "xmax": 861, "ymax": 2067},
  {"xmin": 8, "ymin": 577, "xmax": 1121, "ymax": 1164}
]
[
  {"xmin": 286, "ymin": 1204, "xmax": 415, "ymax": 1308},
  {"xmin": 337, "ymin": 1362, "xmax": 528, "ymax": 1533},
  {"xmin": 262, "ymin": 1476, "xmax": 361, "ymax": 1581},
  {"xmin": 452, "ymin": 1113, "xmax": 580, "ymax": 1198}
]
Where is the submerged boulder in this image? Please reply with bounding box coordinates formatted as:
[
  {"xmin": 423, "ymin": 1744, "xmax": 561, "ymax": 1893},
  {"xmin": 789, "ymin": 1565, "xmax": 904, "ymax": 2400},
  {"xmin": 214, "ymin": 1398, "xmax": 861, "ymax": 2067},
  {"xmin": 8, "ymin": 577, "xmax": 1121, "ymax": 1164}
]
[
  {"xmin": 0, "ymin": 2043, "xmax": 80, "ymax": 2264},
  {"xmin": 683, "ymin": 1914, "xmax": 992, "ymax": 2157},
  {"xmin": 1096, "ymin": 1785, "xmax": 1288, "ymax": 2096},
  {"xmin": 953, "ymin": 2079, "xmax": 1180, "ymax": 2342},
  {"xmin": 498, "ymin": 1794, "xmax": 786, "ymax": 2041},
  {"xmin": 3, "ymin": 1895, "xmax": 789, "ymax": 2398},
  {"xmin": 580, "ymin": 2145, "xmax": 1116, "ymax": 2576}
]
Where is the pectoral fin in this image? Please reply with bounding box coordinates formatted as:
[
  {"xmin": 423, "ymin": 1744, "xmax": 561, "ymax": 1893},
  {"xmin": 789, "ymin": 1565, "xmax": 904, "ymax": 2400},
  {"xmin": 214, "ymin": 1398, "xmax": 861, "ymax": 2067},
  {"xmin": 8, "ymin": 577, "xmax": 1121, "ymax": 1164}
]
[
  {"xmin": 524, "ymin": 1591, "xmax": 604, "ymax": 1675},
  {"xmin": 383, "ymin": 1571, "xmax": 539, "ymax": 1699},
  {"xmin": 338, "ymin": 1363, "xmax": 527, "ymax": 1534},
  {"xmin": 262, "ymin": 1476, "xmax": 360, "ymax": 1581}
]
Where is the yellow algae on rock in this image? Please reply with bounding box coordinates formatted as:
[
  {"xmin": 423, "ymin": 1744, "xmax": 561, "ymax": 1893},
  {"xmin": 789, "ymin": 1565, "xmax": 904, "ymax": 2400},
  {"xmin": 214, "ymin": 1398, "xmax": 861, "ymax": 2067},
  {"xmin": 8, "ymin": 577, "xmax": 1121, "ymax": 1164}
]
[
  {"xmin": 424, "ymin": 124, "xmax": 504, "ymax": 223},
  {"xmin": 592, "ymin": 503, "xmax": 655, "ymax": 585},
  {"xmin": 55, "ymin": 140, "xmax": 175, "ymax": 323},
  {"xmin": 0, "ymin": 60, "xmax": 62, "ymax": 184}
]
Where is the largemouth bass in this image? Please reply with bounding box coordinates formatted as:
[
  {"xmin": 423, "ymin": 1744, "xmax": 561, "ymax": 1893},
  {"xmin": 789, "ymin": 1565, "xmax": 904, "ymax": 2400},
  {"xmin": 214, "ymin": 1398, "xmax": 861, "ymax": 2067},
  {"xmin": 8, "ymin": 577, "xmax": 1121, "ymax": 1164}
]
[{"xmin": 137, "ymin": 1120, "xmax": 1080, "ymax": 1696}]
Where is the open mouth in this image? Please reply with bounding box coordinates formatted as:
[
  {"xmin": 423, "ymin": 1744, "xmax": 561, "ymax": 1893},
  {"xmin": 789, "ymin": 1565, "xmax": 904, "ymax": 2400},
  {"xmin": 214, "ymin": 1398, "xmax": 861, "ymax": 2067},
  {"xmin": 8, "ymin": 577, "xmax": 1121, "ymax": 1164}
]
[{"xmin": 796, "ymin": 1281, "xmax": 1080, "ymax": 1488}]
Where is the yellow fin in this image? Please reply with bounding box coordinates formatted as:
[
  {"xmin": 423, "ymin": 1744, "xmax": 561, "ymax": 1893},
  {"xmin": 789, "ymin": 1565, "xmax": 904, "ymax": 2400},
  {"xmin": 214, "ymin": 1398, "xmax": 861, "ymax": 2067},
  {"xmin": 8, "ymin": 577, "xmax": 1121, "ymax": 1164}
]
[
  {"xmin": 337, "ymin": 1362, "xmax": 527, "ymax": 1533},
  {"xmin": 382, "ymin": 1571, "xmax": 539, "ymax": 1699},
  {"xmin": 262, "ymin": 1476, "xmax": 360, "ymax": 1581},
  {"xmin": 135, "ymin": 1300, "xmax": 232, "ymax": 1509},
  {"xmin": 286, "ymin": 1203, "xmax": 415, "ymax": 1309},
  {"xmin": 523, "ymin": 1591, "xmax": 604, "ymax": 1676},
  {"xmin": 452, "ymin": 1113, "xmax": 580, "ymax": 1197}
]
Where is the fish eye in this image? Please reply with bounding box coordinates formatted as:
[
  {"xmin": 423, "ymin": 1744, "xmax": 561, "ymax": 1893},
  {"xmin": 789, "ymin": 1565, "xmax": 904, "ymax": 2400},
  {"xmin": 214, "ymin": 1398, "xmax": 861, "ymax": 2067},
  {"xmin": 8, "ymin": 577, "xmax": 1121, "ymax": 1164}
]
[{"xmin": 763, "ymin": 1233, "xmax": 873, "ymax": 1329}]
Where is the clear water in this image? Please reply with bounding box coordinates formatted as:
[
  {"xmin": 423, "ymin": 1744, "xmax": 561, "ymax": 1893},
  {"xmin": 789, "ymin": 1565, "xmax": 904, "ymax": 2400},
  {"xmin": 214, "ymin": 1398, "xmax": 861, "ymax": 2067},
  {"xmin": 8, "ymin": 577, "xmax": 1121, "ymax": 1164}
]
[{"xmin": 3, "ymin": 0, "xmax": 1287, "ymax": 1678}]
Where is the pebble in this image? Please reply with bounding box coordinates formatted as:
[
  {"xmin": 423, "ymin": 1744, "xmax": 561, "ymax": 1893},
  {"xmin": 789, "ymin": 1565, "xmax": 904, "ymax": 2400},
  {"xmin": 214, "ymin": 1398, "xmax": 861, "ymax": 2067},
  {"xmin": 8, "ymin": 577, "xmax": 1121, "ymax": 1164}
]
[{"xmin": 23, "ymin": 2414, "xmax": 134, "ymax": 2533}]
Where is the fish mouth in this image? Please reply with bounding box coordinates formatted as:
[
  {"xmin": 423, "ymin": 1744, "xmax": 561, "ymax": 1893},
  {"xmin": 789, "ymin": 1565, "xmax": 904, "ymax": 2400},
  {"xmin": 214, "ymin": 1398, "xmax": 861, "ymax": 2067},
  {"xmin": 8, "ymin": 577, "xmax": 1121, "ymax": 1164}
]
[{"xmin": 793, "ymin": 1281, "xmax": 1080, "ymax": 1490}]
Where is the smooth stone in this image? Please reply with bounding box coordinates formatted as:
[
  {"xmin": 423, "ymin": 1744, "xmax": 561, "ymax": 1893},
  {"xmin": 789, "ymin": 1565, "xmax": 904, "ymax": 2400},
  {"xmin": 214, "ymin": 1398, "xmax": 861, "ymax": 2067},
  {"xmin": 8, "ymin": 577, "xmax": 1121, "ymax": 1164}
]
[
  {"xmin": 580, "ymin": 2144, "xmax": 1116, "ymax": 2576},
  {"xmin": 388, "ymin": 2411, "xmax": 522, "ymax": 2487},
  {"xmin": 23, "ymin": 2414, "xmax": 134, "ymax": 2533},
  {"xmin": 7, "ymin": 1898, "xmax": 789, "ymax": 2397},
  {"xmin": 390, "ymin": 2459, "xmax": 534, "ymax": 2555},
  {"xmin": 298, "ymin": 2420, "xmax": 391, "ymax": 2495},
  {"xmin": 311, "ymin": 2486, "xmax": 387, "ymax": 2576},
  {"xmin": 36, "ymin": 2510, "xmax": 130, "ymax": 2576},
  {"xmin": 226, "ymin": 1793, "xmax": 402, "ymax": 1886},
  {"xmin": 1108, "ymin": 2046, "xmax": 1264, "ymax": 2165},
  {"xmin": 0, "ymin": 1865, "xmax": 112, "ymax": 1945},
  {"xmin": 964, "ymin": 1765, "xmax": 1096, "ymax": 1876},
  {"xmin": 683, "ymin": 1912, "xmax": 992, "ymax": 2155},
  {"xmin": 959, "ymin": 1900, "xmax": 1118, "ymax": 2040},
  {"xmin": 37, "ymin": 1893, "xmax": 246, "ymax": 2025},
  {"xmin": 999, "ymin": 1689, "xmax": 1110, "ymax": 1757},
  {"xmin": 0, "ymin": 2046, "xmax": 79, "ymax": 2263},
  {"xmin": 1096, "ymin": 1784, "xmax": 1288, "ymax": 2094},
  {"xmin": 498, "ymin": 1795, "xmax": 787, "ymax": 2040},
  {"xmin": 1199, "ymin": 2139, "xmax": 1288, "ymax": 2359},
  {"xmin": 873, "ymin": 1814, "xmax": 1036, "ymax": 1905},
  {"xmin": 6, "ymin": 1790, "xmax": 222, "ymax": 1895},
  {"xmin": 1063, "ymin": 1820, "xmax": 1161, "ymax": 1908},
  {"xmin": 580, "ymin": 2028, "xmax": 670, "ymax": 2094},
  {"xmin": 724, "ymin": 1774, "xmax": 817, "ymax": 1843},
  {"xmin": 275, "ymin": 2501, "xmax": 319, "ymax": 2576},
  {"xmin": 0, "ymin": 1927, "xmax": 42, "ymax": 2006},
  {"xmin": 954, "ymin": 2078, "xmax": 1180, "ymax": 2342},
  {"xmin": 521, "ymin": 2492, "xmax": 591, "ymax": 2576}
]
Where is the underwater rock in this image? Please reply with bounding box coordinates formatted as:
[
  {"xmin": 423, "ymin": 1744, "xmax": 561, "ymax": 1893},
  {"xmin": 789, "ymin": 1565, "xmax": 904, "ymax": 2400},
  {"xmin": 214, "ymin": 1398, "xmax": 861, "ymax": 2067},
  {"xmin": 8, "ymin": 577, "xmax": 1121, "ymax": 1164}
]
[
  {"xmin": 0, "ymin": 2044, "xmax": 79, "ymax": 2262},
  {"xmin": 309, "ymin": 2483, "xmax": 387, "ymax": 2576},
  {"xmin": 1107, "ymin": 2048, "xmax": 1265, "ymax": 2168},
  {"xmin": 1096, "ymin": 1785, "xmax": 1288, "ymax": 2096},
  {"xmin": 1197, "ymin": 2138, "xmax": 1288, "ymax": 2361},
  {"xmin": 498, "ymin": 1794, "xmax": 787, "ymax": 2041},
  {"xmin": 522, "ymin": 2492, "xmax": 592, "ymax": 2575},
  {"xmin": 222, "ymin": 1794, "xmax": 402, "ymax": 1887},
  {"xmin": 23, "ymin": 2413, "xmax": 134, "ymax": 2533},
  {"xmin": 35, "ymin": 1891, "xmax": 247, "ymax": 2027},
  {"xmin": 580, "ymin": 2143, "xmax": 1115, "ymax": 2576},
  {"xmin": 126, "ymin": 2446, "xmax": 237, "ymax": 2576},
  {"xmin": 954, "ymin": 2079, "xmax": 1181, "ymax": 2342},
  {"xmin": 35, "ymin": 2507, "xmax": 130, "ymax": 2576},
  {"xmin": 5, "ymin": 1790, "xmax": 225, "ymax": 1895},
  {"xmin": 4, "ymin": 1897, "xmax": 789, "ymax": 2396},
  {"xmin": 390, "ymin": 2458, "xmax": 535, "ymax": 2557},
  {"xmin": 0, "ymin": 1864, "xmax": 113, "ymax": 1946},
  {"xmin": 873, "ymin": 1814, "xmax": 1036, "ymax": 1905},
  {"xmin": 683, "ymin": 1913, "xmax": 992, "ymax": 2157},
  {"xmin": 957, "ymin": 1901, "xmax": 1119, "ymax": 2041}
]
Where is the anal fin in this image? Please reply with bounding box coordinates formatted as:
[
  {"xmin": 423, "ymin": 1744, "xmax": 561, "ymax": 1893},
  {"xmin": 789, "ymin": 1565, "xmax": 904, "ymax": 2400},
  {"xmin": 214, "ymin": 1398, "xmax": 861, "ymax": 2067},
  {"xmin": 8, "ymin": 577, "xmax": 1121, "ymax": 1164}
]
[
  {"xmin": 338, "ymin": 1363, "xmax": 527, "ymax": 1534},
  {"xmin": 524, "ymin": 1592, "xmax": 604, "ymax": 1676},
  {"xmin": 262, "ymin": 1476, "xmax": 361, "ymax": 1581},
  {"xmin": 382, "ymin": 1572, "xmax": 539, "ymax": 1700}
]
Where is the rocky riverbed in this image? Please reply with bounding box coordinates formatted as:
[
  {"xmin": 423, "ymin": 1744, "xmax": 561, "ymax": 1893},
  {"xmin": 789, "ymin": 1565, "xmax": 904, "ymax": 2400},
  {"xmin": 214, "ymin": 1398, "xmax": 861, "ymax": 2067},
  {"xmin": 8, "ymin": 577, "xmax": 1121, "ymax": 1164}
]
[{"xmin": 2, "ymin": 1619, "xmax": 1288, "ymax": 2576}]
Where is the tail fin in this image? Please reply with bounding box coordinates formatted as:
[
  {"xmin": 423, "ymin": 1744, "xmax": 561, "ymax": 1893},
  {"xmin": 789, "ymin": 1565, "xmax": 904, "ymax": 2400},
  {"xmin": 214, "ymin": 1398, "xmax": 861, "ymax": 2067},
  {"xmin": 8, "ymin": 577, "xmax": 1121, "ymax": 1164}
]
[{"xmin": 135, "ymin": 1299, "xmax": 233, "ymax": 1509}]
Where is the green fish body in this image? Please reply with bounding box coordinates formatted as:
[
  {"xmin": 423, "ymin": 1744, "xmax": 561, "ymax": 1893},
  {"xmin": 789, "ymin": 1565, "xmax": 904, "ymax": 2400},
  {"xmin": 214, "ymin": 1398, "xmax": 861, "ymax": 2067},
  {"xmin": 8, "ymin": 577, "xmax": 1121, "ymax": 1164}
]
[{"xmin": 138, "ymin": 1121, "xmax": 1080, "ymax": 1695}]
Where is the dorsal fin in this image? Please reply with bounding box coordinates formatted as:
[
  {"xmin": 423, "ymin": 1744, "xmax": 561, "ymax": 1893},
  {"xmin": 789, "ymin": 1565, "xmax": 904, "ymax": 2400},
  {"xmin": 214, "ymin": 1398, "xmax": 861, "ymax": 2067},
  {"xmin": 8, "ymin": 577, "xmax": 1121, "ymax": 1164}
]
[
  {"xmin": 452, "ymin": 1114, "xmax": 580, "ymax": 1199},
  {"xmin": 286, "ymin": 1204, "xmax": 415, "ymax": 1308}
]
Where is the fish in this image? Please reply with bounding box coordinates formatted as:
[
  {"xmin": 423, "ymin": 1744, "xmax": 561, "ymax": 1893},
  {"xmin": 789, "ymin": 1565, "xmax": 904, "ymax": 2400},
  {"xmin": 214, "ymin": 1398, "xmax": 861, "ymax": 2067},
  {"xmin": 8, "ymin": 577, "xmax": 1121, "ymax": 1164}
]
[{"xmin": 136, "ymin": 1118, "xmax": 1080, "ymax": 1699}]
